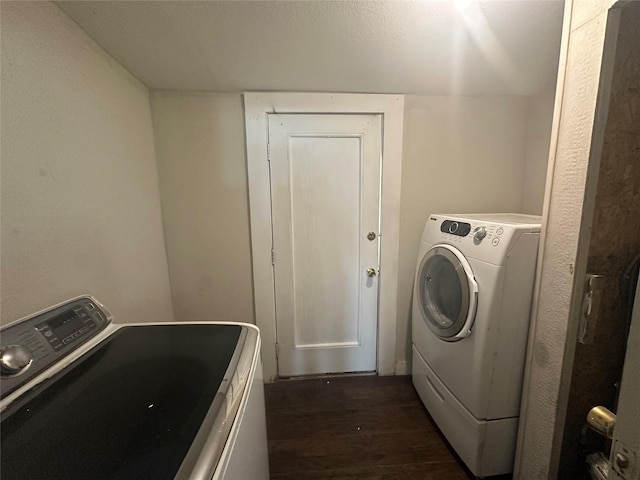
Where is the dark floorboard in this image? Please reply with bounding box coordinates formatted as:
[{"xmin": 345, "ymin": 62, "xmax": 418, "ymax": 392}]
[{"xmin": 264, "ymin": 375, "xmax": 487, "ymax": 480}]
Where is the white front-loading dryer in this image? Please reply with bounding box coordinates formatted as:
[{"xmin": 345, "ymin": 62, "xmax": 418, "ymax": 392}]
[{"xmin": 411, "ymin": 213, "xmax": 541, "ymax": 477}]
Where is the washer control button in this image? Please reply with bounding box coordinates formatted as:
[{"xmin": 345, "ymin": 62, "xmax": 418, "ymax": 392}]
[
  {"xmin": 496, "ymin": 227, "xmax": 504, "ymax": 236},
  {"xmin": 0, "ymin": 345, "xmax": 33, "ymax": 376},
  {"xmin": 492, "ymin": 237, "xmax": 500, "ymax": 246}
]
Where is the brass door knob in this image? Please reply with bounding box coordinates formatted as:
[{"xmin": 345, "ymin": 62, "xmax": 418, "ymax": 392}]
[{"xmin": 366, "ymin": 268, "xmax": 377, "ymax": 277}]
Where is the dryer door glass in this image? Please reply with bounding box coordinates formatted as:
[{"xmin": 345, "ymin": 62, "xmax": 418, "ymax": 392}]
[{"xmin": 418, "ymin": 245, "xmax": 474, "ymax": 339}]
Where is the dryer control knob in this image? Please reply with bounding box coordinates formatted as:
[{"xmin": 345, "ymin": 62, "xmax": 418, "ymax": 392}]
[
  {"xmin": 473, "ymin": 226, "xmax": 487, "ymax": 241},
  {"xmin": 0, "ymin": 345, "xmax": 33, "ymax": 376}
]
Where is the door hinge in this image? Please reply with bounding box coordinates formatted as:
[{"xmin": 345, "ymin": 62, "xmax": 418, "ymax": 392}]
[
  {"xmin": 275, "ymin": 343, "xmax": 279, "ymax": 359},
  {"xmin": 271, "ymin": 248, "xmax": 275, "ymax": 265},
  {"xmin": 267, "ymin": 143, "xmax": 271, "ymax": 162}
]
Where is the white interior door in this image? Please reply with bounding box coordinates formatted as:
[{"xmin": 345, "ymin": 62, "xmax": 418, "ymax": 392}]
[{"xmin": 268, "ymin": 113, "xmax": 381, "ymax": 377}]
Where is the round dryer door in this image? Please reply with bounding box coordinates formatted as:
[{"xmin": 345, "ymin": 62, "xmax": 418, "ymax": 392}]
[{"xmin": 417, "ymin": 244, "xmax": 478, "ymax": 340}]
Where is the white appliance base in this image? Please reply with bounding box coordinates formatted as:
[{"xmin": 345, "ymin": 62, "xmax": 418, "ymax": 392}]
[{"xmin": 412, "ymin": 346, "xmax": 518, "ymax": 477}]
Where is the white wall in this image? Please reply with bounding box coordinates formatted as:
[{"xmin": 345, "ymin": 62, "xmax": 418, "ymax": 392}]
[
  {"xmin": 150, "ymin": 92, "xmax": 552, "ymax": 371},
  {"xmin": 0, "ymin": 2, "xmax": 557, "ymax": 376},
  {"xmin": 523, "ymin": 88, "xmax": 556, "ymax": 214},
  {"xmin": 0, "ymin": 2, "xmax": 173, "ymax": 325},
  {"xmin": 150, "ymin": 92, "xmax": 254, "ymax": 323},
  {"xmin": 396, "ymin": 95, "xmax": 532, "ymax": 370}
]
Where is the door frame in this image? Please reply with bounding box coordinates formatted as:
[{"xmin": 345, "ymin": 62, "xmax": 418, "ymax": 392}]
[
  {"xmin": 514, "ymin": 0, "xmax": 625, "ymax": 476},
  {"xmin": 244, "ymin": 92, "xmax": 404, "ymax": 382}
]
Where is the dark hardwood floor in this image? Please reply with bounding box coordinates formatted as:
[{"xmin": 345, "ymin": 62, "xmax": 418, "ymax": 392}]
[{"xmin": 264, "ymin": 375, "xmax": 478, "ymax": 480}]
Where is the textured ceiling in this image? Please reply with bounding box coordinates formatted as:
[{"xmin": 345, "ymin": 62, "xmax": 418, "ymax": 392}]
[{"xmin": 55, "ymin": 0, "xmax": 564, "ymax": 95}]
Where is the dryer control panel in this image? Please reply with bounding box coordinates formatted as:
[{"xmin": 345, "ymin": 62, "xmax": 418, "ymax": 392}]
[
  {"xmin": 423, "ymin": 214, "xmax": 541, "ymax": 265},
  {"xmin": 434, "ymin": 217, "xmax": 506, "ymax": 245},
  {"xmin": 0, "ymin": 296, "xmax": 111, "ymax": 399}
]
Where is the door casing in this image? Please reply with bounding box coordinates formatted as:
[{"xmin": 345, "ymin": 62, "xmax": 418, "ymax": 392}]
[
  {"xmin": 244, "ymin": 92, "xmax": 404, "ymax": 382},
  {"xmin": 514, "ymin": 1, "xmax": 635, "ymax": 476}
]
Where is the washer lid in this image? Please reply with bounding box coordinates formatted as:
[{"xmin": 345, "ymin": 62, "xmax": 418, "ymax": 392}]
[
  {"xmin": 417, "ymin": 244, "xmax": 478, "ymax": 340},
  {"xmin": 1, "ymin": 324, "xmax": 246, "ymax": 480}
]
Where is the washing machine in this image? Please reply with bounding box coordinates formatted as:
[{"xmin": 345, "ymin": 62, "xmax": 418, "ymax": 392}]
[
  {"xmin": 411, "ymin": 213, "xmax": 541, "ymax": 477},
  {"xmin": 0, "ymin": 296, "xmax": 270, "ymax": 480}
]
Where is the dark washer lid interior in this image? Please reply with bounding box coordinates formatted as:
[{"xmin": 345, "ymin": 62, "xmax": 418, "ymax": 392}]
[{"xmin": 1, "ymin": 324, "xmax": 242, "ymax": 480}]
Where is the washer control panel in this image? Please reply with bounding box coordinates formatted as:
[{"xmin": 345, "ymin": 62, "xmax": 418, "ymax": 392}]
[{"xmin": 0, "ymin": 296, "xmax": 111, "ymax": 399}]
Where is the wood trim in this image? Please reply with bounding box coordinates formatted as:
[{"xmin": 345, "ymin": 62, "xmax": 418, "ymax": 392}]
[{"xmin": 243, "ymin": 92, "xmax": 404, "ymax": 381}]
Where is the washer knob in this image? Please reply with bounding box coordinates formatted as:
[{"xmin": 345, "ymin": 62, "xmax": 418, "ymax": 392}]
[
  {"xmin": 0, "ymin": 345, "xmax": 33, "ymax": 376},
  {"xmin": 473, "ymin": 226, "xmax": 488, "ymax": 241}
]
